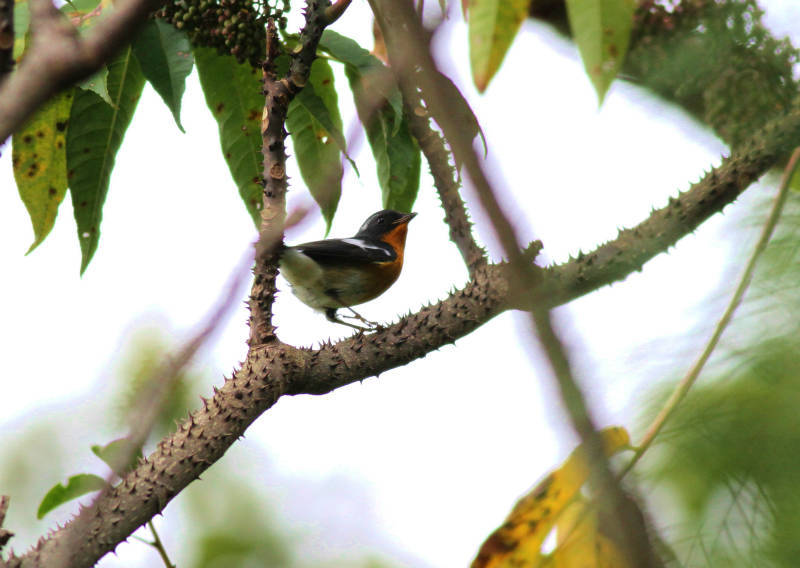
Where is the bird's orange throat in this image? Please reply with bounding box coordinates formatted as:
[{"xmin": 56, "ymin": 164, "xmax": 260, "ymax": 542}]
[{"xmin": 381, "ymin": 223, "xmax": 409, "ymax": 262}]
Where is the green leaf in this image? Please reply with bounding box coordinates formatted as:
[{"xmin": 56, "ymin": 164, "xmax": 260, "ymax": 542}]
[
  {"xmin": 13, "ymin": 0, "xmax": 30, "ymax": 60},
  {"xmin": 194, "ymin": 47, "xmax": 263, "ymax": 227},
  {"xmin": 288, "ymin": 59, "xmax": 347, "ymax": 232},
  {"xmin": 62, "ymin": 0, "xmax": 112, "ymax": 104},
  {"xmin": 91, "ymin": 438, "xmax": 143, "ymax": 476},
  {"xmin": 344, "ymin": 64, "xmax": 421, "ymax": 213},
  {"xmin": 319, "ymin": 30, "xmax": 403, "ymax": 127},
  {"xmin": 77, "ymin": 66, "xmax": 111, "ymax": 106},
  {"xmin": 468, "ymin": 0, "xmax": 529, "ymax": 92},
  {"xmin": 11, "ymin": 89, "xmax": 73, "ymax": 253},
  {"xmin": 438, "ymin": 74, "xmax": 487, "ymax": 159},
  {"xmin": 320, "ymin": 32, "xmax": 421, "ymax": 212},
  {"xmin": 132, "ymin": 19, "xmax": 193, "ymax": 132},
  {"xmin": 37, "ymin": 474, "xmax": 106, "ymax": 519},
  {"xmin": 565, "ymin": 0, "xmax": 635, "ymax": 103},
  {"xmin": 66, "ymin": 46, "xmax": 145, "ymax": 274}
]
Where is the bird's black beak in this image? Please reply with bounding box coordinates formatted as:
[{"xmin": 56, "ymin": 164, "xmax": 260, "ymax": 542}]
[{"xmin": 394, "ymin": 212, "xmax": 417, "ymax": 225}]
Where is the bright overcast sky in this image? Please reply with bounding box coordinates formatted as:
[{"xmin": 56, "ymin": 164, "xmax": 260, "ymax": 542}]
[{"xmin": 1, "ymin": 1, "xmax": 798, "ymax": 566}]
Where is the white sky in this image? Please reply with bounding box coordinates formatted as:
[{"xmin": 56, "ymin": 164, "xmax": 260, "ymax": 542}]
[{"xmin": 0, "ymin": 1, "xmax": 797, "ymax": 566}]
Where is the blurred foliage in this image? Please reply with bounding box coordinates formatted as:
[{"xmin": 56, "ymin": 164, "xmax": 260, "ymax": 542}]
[
  {"xmin": 0, "ymin": 324, "xmax": 400, "ymax": 566},
  {"xmin": 627, "ymin": 0, "xmax": 798, "ymax": 148},
  {"xmin": 179, "ymin": 451, "xmax": 398, "ymax": 568},
  {"xmin": 110, "ymin": 327, "xmax": 202, "ymax": 440},
  {"xmin": 641, "ymin": 193, "xmax": 800, "ymax": 567}
]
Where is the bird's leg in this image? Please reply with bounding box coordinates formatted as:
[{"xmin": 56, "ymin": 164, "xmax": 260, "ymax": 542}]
[
  {"xmin": 325, "ymin": 308, "xmax": 370, "ymax": 331},
  {"xmin": 341, "ymin": 307, "xmax": 382, "ymax": 329}
]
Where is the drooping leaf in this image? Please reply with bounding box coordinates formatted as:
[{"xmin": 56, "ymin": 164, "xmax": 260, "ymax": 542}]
[
  {"xmin": 288, "ymin": 59, "xmax": 347, "ymax": 232},
  {"xmin": 472, "ymin": 427, "xmax": 631, "ymax": 568},
  {"xmin": 468, "ymin": 0, "xmax": 529, "ymax": 92},
  {"xmin": 37, "ymin": 474, "xmax": 106, "ymax": 519},
  {"xmin": 320, "ymin": 32, "xmax": 421, "ymax": 212},
  {"xmin": 438, "ymin": 73, "xmax": 487, "ymax": 160},
  {"xmin": 565, "ymin": 0, "xmax": 635, "ymax": 103},
  {"xmin": 194, "ymin": 47, "xmax": 263, "ymax": 226},
  {"xmin": 132, "ymin": 19, "xmax": 193, "ymax": 132},
  {"xmin": 66, "ymin": 46, "xmax": 145, "ymax": 274},
  {"xmin": 551, "ymin": 497, "xmax": 631, "ymax": 568},
  {"xmin": 347, "ymin": 65, "xmax": 421, "ymax": 212},
  {"xmin": 11, "ymin": 89, "xmax": 73, "ymax": 253},
  {"xmin": 91, "ymin": 438, "xmax": 143, "ymax": 476},
  {"xmin": 319, "ymin": 30, "xmax": 403, "ymax": 126}
]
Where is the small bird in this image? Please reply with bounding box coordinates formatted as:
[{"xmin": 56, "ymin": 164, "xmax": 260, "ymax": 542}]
[{"xmin": 280, "ymin": 210, "xmax": 417, "ymax": 330}]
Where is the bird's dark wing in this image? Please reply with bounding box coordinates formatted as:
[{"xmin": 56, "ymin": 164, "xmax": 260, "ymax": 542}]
[{"xmin": 291, "ymin": 238, "xmax": 396, "ymax": 265}]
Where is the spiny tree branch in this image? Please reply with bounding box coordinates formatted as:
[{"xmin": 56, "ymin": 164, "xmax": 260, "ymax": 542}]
[
  {"xmin": 249, "ymin": 0, "xmax": 335, "ymax": 346},
  {"xmin": 402, "ymin": 87, "xmax": 487, "ymax": 276}
]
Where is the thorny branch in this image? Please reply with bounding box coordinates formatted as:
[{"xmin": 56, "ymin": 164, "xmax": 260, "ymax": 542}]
[
  {"xmin": 249, "ymin": 0, "xmax": 334, "ymax": 346},
  {"xmin": 401, "ymin": 84, "xmax": 487, "ymax": 276}
]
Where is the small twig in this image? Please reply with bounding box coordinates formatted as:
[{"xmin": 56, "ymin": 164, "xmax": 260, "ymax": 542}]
[
  {"xmin": 405, "ymin": 102, "xmax": 487, "ymax": 277},
  {"xmin": 620, "ymin": 146, "xmax": 800, "ymax": 479},
  {"xmin": 147, "ymin": 520, "xmax": 175, "ymax": 568},
  {"xmin": 250, "ymin": 1, "xmax": 333, "ymax": 346}
]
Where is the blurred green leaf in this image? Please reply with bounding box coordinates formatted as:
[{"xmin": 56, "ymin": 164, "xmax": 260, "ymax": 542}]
[
  {"xmin": 319, "ymin": 31, "xmax": 403, "ymax": 127},
  {"xmin": 37, "ymin": 474, "xmax": 106, "ymax": 519},
  {"xmin": 346, "ymin": 64, "xmax": 420, "ymax": 212},
  {"xmin": 468, "ymin": 0, "xmax": 529, "ymax": 92},
  {"xmin": 132, "ymin": 20, "xmax": 193, "ymax": 132},
  {"xmin": 319, "ymin": 32, "xmax": 421, "ymax": 212},
  {"xmin": 13, "ymin": 0, "xmax": 30, "ymax": 60},
  {"xmin": 11, "ymin": 89, "xmax": 73, "ymax": 253},
  {"xmin": 91, "ymin": 438, "xmax": 143, "ymax": 476},
  {"xmin": 438, "ymin": 74, "xmax": 487, "ymax": 163},
  {"xmin": 194, "ymin": 47, "xmax": 263, "ymax": 227},
  {"xmin": 565, "ymin": 0, "xmax": 635, "ymax": 103},
  {"xmin": 288, "ymin": 59, "xmax": 345, "ymax": 233},
  {"xmin": 63, "ymin": 0, "xmax": 111, "ymax": 104},
  {"xmin": 185, "ymin": 471, "xmax": 291, "ymax": 568},
  {"xmin": 66, "ymin": 46, "xmax": 145, "ymax": 274},
  {"xmin": 111, "ymin": 327, "xmax": 199, "ymax": 439}
]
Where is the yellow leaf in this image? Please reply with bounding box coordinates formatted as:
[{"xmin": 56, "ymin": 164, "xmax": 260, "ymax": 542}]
[
  {"xmin": 553, "ymin": 499, "xmax": 598, "ymax": 567},
  {"xmin": 11, "ymin": 90, "xmax": 74, "ymax": 253},
  {"xmin": 468, "ymin": 0, "xmax": 529, "ymax": 92},
  {"xmin": 472, "ymin": 427, "xmax": 631, "ymax": 568}
]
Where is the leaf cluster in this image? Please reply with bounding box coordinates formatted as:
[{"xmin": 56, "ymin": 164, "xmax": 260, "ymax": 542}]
[{"xmin": 627, "ymin": 0, "xmax": 799, "ymax": 147}]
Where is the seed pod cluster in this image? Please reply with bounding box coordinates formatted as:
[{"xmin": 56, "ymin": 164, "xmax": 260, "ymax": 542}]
[{"xmin": 157, "ymin": 0, "xmax": 290, "ymax": 67}]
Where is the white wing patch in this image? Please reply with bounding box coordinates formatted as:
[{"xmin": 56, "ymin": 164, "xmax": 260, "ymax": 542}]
[{"xmin": 341, "ymin": 238, "xmax": 392, "ymax": 256}]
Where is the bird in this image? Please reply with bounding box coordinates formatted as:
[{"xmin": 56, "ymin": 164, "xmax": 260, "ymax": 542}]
[{"xmin": 280, "ymin": 209, "xmax": 417, "ymax": 330}]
